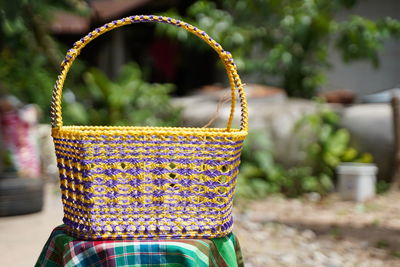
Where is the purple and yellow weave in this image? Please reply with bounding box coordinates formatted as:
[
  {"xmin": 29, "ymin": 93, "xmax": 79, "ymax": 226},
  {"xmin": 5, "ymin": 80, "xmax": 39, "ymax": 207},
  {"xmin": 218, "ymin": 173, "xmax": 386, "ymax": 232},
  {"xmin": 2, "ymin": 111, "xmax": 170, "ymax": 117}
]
[{"xmin": 51, "ymin": 15, "xmax": 248, "ymax": 240}]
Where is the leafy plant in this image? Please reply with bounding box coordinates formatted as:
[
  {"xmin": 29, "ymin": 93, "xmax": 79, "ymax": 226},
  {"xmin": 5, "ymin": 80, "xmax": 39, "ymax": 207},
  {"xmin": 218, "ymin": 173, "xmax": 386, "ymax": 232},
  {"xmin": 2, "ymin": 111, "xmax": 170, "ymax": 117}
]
[
  {"xmin": 63, "ymin": 63, "xmax": 182, "ymax": 126},
  {"xmin": 0, "ymin": 2, "xmax": 180, "ymax": 127},
  {"xmin": 0, "ymin": 1, "xmax": 88, "ymax": 122},
  {"xmin": 236, "ymin": 103, "xmax": 372, "ymax": 199},
  {"xmin": 158, "ymin": 0, "xmax": 400, "ymax": 98},
  {"xmin": 0, "ymin": 48, "xmax": 54, "ymax": 113},
  {"xmin": 296, "ymin": 101, "xmax": 372, "ymax": 177},
  {"xmin": 237, "ymin": 131, "xmax": 322, "ymax": 198}
]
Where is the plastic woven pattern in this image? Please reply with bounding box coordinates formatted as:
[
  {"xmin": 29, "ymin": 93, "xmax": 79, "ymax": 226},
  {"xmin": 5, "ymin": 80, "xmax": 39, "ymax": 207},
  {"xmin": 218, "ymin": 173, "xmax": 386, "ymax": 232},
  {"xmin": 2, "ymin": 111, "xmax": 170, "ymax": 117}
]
[{"xmin": 51, "ymin": 15, "xmax": 248, "ymax": 240}]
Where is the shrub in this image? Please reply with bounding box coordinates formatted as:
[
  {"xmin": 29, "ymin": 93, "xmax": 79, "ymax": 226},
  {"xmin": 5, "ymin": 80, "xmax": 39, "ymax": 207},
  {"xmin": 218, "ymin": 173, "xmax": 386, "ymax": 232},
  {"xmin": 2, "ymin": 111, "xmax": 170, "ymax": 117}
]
[{"xmin": 236, "ymin": 103, "xmax": 372, "ymax": 198}]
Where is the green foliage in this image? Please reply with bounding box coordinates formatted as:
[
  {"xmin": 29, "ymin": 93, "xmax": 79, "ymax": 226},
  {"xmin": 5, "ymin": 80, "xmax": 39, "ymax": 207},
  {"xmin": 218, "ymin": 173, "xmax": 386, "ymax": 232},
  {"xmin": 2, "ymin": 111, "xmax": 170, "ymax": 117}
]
[
  {"xmin": 337, "ymin": 16, "xmax": 400, "ymax": 66},
  {"xmin": 0, "ymin": 0, "xmax": 87, "ymax": 122},
  {"xmin": 0, "ymin": 48, "xmax": 54, "ymax": 114},
  {"xmin": 158, "ymin": 0, "xmax": 400, "ymax": 98},
  {"xmin": 376, "ymin": 180, "xmax": 390, "ymax": 194},
  {"xmin": 63, "ymin": 63, "xmax": 182, "ymax": 126},
  {"xmin": 296, "ymin": 101, "xmax": 372, "ymax": 177},
  {"xmin": 1, "ymin": 2, "xmax": 51, "ymax": 115},
  {"xmin": 236, "ymin": 104, "xmax": 372, "ymax": 199},
  {"xmin": 0, "ymin": 2, "xmax": 180, "ymax": 127}
]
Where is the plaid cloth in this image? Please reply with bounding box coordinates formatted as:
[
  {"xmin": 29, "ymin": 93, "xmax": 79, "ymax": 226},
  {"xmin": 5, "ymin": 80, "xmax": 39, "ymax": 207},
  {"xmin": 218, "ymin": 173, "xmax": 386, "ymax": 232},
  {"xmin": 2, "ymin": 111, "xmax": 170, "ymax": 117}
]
[{"xmin": 35, "ymin": 225, "xmax": 244, "ymax": 267}]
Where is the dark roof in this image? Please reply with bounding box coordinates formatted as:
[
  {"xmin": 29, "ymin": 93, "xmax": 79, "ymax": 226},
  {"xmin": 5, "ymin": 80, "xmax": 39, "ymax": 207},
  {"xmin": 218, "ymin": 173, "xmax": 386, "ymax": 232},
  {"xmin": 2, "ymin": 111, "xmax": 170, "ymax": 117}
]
[
  {"xmin": 49, "ymin": 11, "xmax": 90, "ymax": 34},
  {"xmin": 50, "ymin": 0, "xmax": 152, "ymax": 34},
  {"xmin": 91, "ymin": 0, "xmax": 152, "ymax": 21}
]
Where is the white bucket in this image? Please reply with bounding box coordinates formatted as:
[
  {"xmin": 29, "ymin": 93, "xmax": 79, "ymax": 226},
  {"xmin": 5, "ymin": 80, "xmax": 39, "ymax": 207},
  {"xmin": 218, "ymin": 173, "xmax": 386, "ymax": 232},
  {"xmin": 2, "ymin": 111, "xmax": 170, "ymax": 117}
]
[{"xmin": 336, "ymin": 163, "xmax": 378, "ymax": 202}]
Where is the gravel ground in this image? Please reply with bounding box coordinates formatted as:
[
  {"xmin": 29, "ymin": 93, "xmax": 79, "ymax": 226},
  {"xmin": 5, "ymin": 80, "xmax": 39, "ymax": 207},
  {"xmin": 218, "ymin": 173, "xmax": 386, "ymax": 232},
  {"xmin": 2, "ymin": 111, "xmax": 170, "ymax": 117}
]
[
  {"xmin": 234, "ymin": 194, "xmax": 400, "ymax": 267},
  {"xmin": 1, "ymin": 184, "xmax": 400, "ymax": 266}
]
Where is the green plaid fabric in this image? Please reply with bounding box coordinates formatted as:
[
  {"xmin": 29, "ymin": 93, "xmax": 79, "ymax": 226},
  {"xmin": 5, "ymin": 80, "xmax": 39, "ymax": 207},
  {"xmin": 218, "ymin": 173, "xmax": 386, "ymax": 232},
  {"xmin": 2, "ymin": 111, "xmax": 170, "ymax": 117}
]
[{"xmin": 35, "ymin": 225, "xmax": 244, "ymax": 267}]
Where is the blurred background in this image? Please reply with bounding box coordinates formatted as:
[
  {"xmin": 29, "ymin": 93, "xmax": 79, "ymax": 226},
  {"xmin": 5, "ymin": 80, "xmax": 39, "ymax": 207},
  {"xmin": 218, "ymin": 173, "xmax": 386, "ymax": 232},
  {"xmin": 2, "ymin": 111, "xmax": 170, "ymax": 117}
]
[{"xmin": 1, "ymin": 0, "xmax": 400, "ymax": 266}]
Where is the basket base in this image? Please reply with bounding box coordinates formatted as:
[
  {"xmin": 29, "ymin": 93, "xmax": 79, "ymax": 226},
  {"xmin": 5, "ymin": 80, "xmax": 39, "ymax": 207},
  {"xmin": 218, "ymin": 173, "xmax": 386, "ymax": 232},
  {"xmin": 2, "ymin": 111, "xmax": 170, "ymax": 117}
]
[{"xmin": 63, "ymin": 217, "xmax": 234, "ymax": 241}]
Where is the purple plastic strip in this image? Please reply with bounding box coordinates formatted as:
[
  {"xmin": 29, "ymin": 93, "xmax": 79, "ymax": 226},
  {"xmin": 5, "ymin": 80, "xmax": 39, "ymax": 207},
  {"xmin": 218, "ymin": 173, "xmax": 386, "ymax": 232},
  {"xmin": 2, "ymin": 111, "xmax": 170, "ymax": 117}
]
[
  {"xmin": 55, "ymin": 149, "xmax": 243, "ymax": 161},
  {"xmin": 53, "ymin": 142, "xmax": 243, "ymax": 153}
]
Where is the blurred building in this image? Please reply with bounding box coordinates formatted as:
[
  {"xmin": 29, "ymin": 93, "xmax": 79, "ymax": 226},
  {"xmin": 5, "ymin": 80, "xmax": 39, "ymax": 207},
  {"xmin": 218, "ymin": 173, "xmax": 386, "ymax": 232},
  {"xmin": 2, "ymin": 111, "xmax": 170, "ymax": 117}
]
[{"xmin": 323, "ymin": 0, "xmax": 400, "ymax": 97}]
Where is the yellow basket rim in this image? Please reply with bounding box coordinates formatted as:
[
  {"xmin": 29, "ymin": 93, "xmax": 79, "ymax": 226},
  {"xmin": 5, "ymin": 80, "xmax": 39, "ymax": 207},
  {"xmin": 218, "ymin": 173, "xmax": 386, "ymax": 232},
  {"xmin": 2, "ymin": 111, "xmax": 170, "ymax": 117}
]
[{"xmin": 52, "ymin": 125, "xmax": 248, "ymax": 138}]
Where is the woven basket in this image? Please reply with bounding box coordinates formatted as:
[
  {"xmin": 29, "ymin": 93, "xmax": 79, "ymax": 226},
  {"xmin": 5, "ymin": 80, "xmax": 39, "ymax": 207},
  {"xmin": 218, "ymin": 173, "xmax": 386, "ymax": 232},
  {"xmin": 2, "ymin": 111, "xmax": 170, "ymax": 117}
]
[{"xmin": 51, "ymin": 15, "xmax": 248, "ymax": 240}]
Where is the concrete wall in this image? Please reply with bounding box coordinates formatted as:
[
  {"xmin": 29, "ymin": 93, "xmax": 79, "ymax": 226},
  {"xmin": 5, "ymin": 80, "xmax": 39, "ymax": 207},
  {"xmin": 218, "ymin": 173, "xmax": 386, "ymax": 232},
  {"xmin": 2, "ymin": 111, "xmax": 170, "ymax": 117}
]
[{"xmin": 322, "ymin": 0, "xmax": 400, "ymax": 97}]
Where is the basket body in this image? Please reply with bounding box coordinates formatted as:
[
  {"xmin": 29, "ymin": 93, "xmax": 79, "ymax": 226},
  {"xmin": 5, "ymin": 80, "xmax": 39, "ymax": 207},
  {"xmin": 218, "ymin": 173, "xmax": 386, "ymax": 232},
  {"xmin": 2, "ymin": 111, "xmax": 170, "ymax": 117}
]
[
  {"xmin": 54, "ymin": 126, "xmax": 245, "ymax": 240},
  {"xmin": 50, "ymin": 15, "xmax": 249, "ymax": 240}
]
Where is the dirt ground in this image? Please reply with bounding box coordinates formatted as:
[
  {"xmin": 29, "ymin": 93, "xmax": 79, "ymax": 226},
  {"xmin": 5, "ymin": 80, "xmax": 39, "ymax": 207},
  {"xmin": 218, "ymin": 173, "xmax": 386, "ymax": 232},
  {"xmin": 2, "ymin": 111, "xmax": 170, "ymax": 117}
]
[
  {"xmin": 0, "ymin": 183, "xmax": 64, "ymax": 267},
  {"xmin": 234, "ymin": 193, "xmax": 400, "ymax": 267},
  {"xmin": 1, "ymin": 184, "xmax": 400, "ymax": 266}
]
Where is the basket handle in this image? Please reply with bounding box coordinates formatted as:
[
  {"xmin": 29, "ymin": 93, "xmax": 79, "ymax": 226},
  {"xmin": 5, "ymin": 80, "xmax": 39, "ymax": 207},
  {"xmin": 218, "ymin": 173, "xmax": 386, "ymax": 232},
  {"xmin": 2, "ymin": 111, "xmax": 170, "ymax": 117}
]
[{"xmin": 51, "ymin": 15, "xmax": 248, "ymax": 131}]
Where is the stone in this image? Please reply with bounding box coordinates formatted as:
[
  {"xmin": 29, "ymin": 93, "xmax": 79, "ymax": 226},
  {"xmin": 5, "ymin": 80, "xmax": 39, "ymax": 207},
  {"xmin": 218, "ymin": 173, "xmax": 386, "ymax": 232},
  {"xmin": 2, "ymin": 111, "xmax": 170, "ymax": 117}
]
[{"xmin": 301, "ymin": 229, "xmax": 317, "ymax": 240}]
